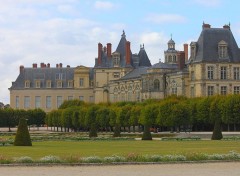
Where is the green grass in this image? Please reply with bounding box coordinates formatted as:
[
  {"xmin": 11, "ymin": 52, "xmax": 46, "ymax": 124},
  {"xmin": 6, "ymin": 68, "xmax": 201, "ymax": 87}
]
[{"xmin": 0, "ymin": 140, "xmax": 240, "ymax": 160}]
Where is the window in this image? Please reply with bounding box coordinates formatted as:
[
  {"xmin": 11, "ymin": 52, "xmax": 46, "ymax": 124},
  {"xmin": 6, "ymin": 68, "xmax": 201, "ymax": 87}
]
[
  {"xmin": 234, "ymin": 67, "xmax": 240, "ymax": 80},
  {"xmin": 154, "ymin": 79, "xmax": 160, "ymax": 91},
  {"xmin": 190, "ymin": 87, "xmax": 195, "ymax": 98},
  {"xmin": 113, "ymin": 72, "xmax": 120, "ymax": 78},
  {"xmin": 113, "ymin": 55, "xmax": 120, "ymax": 67},
  {"xmin": 25, "ymin": 81, "xmax": 30, "ymax": 88},
  {"xmin": 168, "ymin": 55, "xmax": 172, "ymax": 62},
  {"xmin": 55, "ymin": 73, "xmax": 65, "ymax": 80},
  {"xmin": 57, "ymin": 96, "xmax": 62, "ymax": 108},
  {"xmin": 79, "ymin": 78, "xmax": 84, "ymax": 87},
  {"xmin": 46, "ymin": 96, "xmax": 51, "ymax": 108},
  {"xmin": 79, "ymin": 96, "xmax": 84, "ymax": 101},
  {"xmin": 46, "ymin": 80, "xmax": 51, "ymax": 88},
  {"xmin": 35, "ymin": 80, "xmax": 40, "ymax": 88},
  {"xmin": 207, "ymin": 86, "xmax": 214, "ymax": 96},
  {"xmin": 220, "ymin": 67, "xmax": 227, "ymax": 79},
  {"xmin": 234, "ymin": 86, "xmax": 240, "ymax": 94},
  {"xmin": 191, "ymin": 71, "xmax": 195, "ymax": 81},
  {"xmin": 173, "ymin": 55, "xmax": 176, "ymax": 62},
  {"xmin": 172, "ymin": 87, "xmax": 177, "ymax": 95},
  {"xmin": 68, "ymin": 96, "xmax": 73, "ymax": 100},
  {"xmin": 207, "ymin": 66, "xmax": 214, "ymax": 79},
  {"xmin": 190, "ymin": 43, "xmax": 196, "ymax": 58},
  {"xmin": 136, "ymin": 90, "xmax": 140, "ymax": 102},
  {"xmin": 24, "ymin": 96, "xmax": 30, "ymax": 108},
  {"xmin": 220, "ymin": 86, "xmax": 227, "ymax": 95},
  {"xmin": 68, "ymin": 80, "xmax": 73, "ymax": 88},
  {"xmin": 35, "ymin": 96, "xmax": 41, "ymax": 108},
  {"xmin": 16, "ymin": 96, "xmax": 19, "ymax": 109},
  {"xmin": 57, "ymin": 81, "xmax": 62, "ymax": 88},
  {"xmin": 218, "ymin": 40, "xmax": 228, "ymax": 58},
  {"xmin": 89, "ymin": 96, "xmax": 94, "ymax": 103}
]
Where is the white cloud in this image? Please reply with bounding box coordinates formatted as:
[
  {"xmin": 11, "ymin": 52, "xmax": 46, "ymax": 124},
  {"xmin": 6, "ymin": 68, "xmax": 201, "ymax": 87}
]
[
  {"xmin": 94, "ymin": 1, "xmax": 114, "ymax": 10},
  {"xmin": 192, "ymin": 0, "xmax": 221, "ymax": 7},
  {"xmin": 145, "ymin": 13, "xmax": 186, "ymax": 24}
]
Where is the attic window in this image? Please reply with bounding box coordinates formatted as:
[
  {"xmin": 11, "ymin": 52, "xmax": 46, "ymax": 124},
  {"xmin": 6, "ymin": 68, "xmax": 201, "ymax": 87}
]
[
  {"xmin": 218, "ymin": 40, "xmax": 228, "ymax": 58},
  {"xmin": 46, "ymin": 80, "xmax": 51, "ymax": 88},
  {"xmin": 35, "ymin": 80, "xmax": 41, "ymax": 88},
  {"xmin": 112, "ymin": 52, "xmax": 120, "ymax": 67},
  {"xmin": 25, "ymin": 80, "xmax": 30, "ymax": 88},
  {"xmin": 190, "ymin": 42, "xmax": 196, "ymax": 58}
]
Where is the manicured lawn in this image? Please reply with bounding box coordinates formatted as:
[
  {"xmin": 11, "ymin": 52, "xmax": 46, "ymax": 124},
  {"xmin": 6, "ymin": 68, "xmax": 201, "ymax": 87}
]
[{"xmin": 0, "ymin": 140, "xmax": 240, "ymax": 159}]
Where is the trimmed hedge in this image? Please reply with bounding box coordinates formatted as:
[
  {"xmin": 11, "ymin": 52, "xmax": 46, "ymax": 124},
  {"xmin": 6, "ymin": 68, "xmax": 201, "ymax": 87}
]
[{"xmin": 14, "ymin": 118, "xmax": 32, "ymax": 146}]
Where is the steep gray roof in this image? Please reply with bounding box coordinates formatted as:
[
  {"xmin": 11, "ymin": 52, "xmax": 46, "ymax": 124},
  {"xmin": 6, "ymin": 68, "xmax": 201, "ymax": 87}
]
[
  {"xmin": 119, "ymin": 67, "xmax": 148, "ymax": 80},
  {"xmin": 10, "ymin": 67, "xmax": 77, "ymax": 90},
  {"xmin": 191, "ymin": 27, "xmax": 240, "ymax": 63},
  {"xmin": 151, "ymin": 62, "xmax": 178, "ymax": 69},
  {"xmin": 138, "ymin": 48, "xmax": 152, "ymax": 67}
]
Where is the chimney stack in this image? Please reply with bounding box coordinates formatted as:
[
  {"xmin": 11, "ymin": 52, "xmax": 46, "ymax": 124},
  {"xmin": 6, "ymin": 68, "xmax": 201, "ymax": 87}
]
[
  {"xmin": 40, "ymin": 62, "xmax": 45, "ymax": 68},
  {"xmin": 67, "ymin": 65, "xmax": 70, "ymax": 68},
  {"xmin": 177, "ymin": 51, "xmax": 185, "ymax": 70},
  {"xmin": 98, "ymin": 43, "xmax": 102, "ymax": 65},
  {"xmin": 32, "ymin": 63, "xmax": 37, "ymax": 68},
  {"xmin": 56, "ymin": 64, "xmax": 59, "ymax": 68},
  {"xmin": 126, "ymin": 41, "xmax": 131, "ymax": 65},
  {"xmin": 19, "ymin": 65, "xmax": 24, "ymax": 73},
  {"xmin": 59, "ymin": 63, "xmax": 63, "ymax": 68},
  {"xmin": 107, "ymin": 43, "xmax": 112, "ymax": 58},
  {"xmin": 223, "ymin": 24, "xmax": 230, "ymax": 30},
  {"xmin": 202, "ymin": 23, "xmax": 211, "ymax": 29},
  {"xmin": 47, "ymin": 63, "xmax": 50, "ymax": 68},
  {"xmin": 183, "ymin": 44, "xmax": 188, "ymax": 62}
]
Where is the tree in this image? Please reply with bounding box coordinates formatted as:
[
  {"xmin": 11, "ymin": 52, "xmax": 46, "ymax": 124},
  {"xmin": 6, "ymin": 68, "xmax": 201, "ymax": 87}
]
[
  {"xmin": 61, "ymin": 108, "xmax": 73, "ymax": 132},
  {"xmin": 109, "ymin": 107, "xmax": 121, "ymax": 137},
  {"xmin": 85, "ymin": 105, "xmax": 99, "ymax": 137},
  {"xmin": 118, "ymin": 105, "xmax": 132, "ymax": 132},
  {"xmin": 59, "ymin": 99, "xmax": 85, "ymax": 109},
  {"xmin": 130, "ymin": 105, "xmax": 141, "ymax": 133},
  {"xmin": 96, "ymin": 107, "xmax": 110, "ymax": 132},
  {"xmin": 14, "ymin": 118, "xmax": 32, "ymax": 146}
]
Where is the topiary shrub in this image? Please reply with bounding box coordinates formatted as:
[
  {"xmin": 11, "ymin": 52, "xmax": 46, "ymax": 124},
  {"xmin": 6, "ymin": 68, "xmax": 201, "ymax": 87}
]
[
  {"xmin": 211, "ymin": 120, "xmax": 223, "ymax": 140},
  {"xmin": 14, "ymin": 118, "xmax": 32, "ymax": 146},
  {"xmin": 142, "ymin": 125, "xmax": 152, "ymax": 140},
  {"xmin": 89, "ymin": 123, "xmax": 98, "ymax": 138},
  {"xmin": 113, "ymin": 124, "xmax": 121, "ymax": 137}
]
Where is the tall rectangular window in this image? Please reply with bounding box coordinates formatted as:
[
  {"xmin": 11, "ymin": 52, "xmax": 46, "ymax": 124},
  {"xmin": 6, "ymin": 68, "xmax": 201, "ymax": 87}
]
[
  {"xmin": 79, "ymin": 96, "xmax": 84, "ymax": 101},
  {"xmin": 190, "ymin": 87, "xmax": 195, "ymax": 98},
  {"xmin": 79, "ymin": 78, "xmax": 84, "ymax": 87},
  {"xmin": 24, "ymin": 96, "xmax": 30, "ymax": 108},
  {"xmin": 220, "ymin": 86, "xmax": 227, "ymax": 95},
  {"xmin": 191, "ymin": 71, "xmax": 195, "ymax": 81},
  {"xmin": 46, "ymin": 96, "xmax": 51, "ymax": 108},
  {"xmin": 220, "ymin": 67, "xmax": 227, "ymax": 79},
  {"xmin": 57, "ymin": 96, "xmax": 62, "ymax": 108},
  {"xmin": 35, "ymin": 80, "xmax": 40, "ymax": 88},
  {"xmin": 16, "ymin": 96, "xmax": 19, "ymax": 108},
  {"xmin": 234, "ymin": 67, "xmax": 240, "ymax": 80},
  {"xmin": 172, "ymin": 87, "xmax": 177, "ymax": 95},
  {"xmin": 234, "ymin": 86, "xmax": 240, "ymax": 94},
  {"xmin": 35, "ymin": 96, "xmax": 41, "ymax": 108},
  {"xmin": 207, "ymin": 66, "xmax": 214, "ymax": 79},
  {"xmin": 46, "ymin": 80, "xmax": 51, "ymax": 88},
  {"xmin": 89, "ymin": 96, "xmax": 94, "ymax": 103},
  {"xmin": 207, "ymin": 86, "xmax": 214, "ymax": 96}
]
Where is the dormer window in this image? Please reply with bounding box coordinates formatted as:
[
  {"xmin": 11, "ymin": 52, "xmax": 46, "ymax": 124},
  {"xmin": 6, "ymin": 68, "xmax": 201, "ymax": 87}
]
[
  {"xmin": 112, "ymin": 52, "xmax": 120, "ymax": 67},
  {"xmin": 46, "ymin": 80, "xmax": 51, "ymax": 88},
  {"xmin": 25, "ymin": 80, "xmax": 30, "ymax": 88},
  {"xmin": 57, "ymin": 80, "xmax": 62, "ymax": 88},
  {"xmin": 35, "ymin": 80, "xmax": 41, "ymax": 88},
  {"xmin": 218, "ymin": 40, "xmax": 228, "ymax": 58},
  {"xmin": 190, "ymin": 42, "xmax": 196, "ymax": 58}
]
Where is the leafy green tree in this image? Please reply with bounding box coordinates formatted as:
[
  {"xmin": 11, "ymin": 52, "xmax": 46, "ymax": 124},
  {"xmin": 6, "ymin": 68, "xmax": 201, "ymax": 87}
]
[
  {"xmin": 118, "ymin": 104, "xmax": 132, "ymax": 132},
  {"xmin": 61, "ymin": 108, "xmax": 73, "ymax": 132},
  {"xmin": 59, "ymin": 99, "xmax": 85, "ymax": 109},
  {"xmin": 14, "ymin": 118, "xmax": 32, "ymax": 146},
  {"xmin": 130, "ymin": 105, "xmax": 141, "ymax": 133},
  {"xmin": 85, "ymin": 105, "xmax": 99, "ymax": 137},
  {"xmin": 96, "ymin": 107, "xmax": 110, "ymax": 132},
  {"xmin": 109, "ymin": 107, "xmax": 121, "ymax": 137},
  {"xmin": 5, "ymin": 108, "xmax": 15, "ymax": 132}
]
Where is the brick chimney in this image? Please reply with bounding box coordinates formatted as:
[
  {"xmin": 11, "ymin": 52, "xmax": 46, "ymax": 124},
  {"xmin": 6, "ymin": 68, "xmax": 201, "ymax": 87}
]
[
  {"xmin": 107, "ymin": 43, "xmax": 112, "ymax": 58},
  {"xmin": 19, "ymin": 65, "xmax": 24, "ymax": 73},
  {"xmin": 59, "ymin": 63, "xmax": 63, "ymax": 68},
  {"xmin": 183, "ymin": 44, "xmax": 188, "ymax": 62},
  {"xmin": 177, "ymin": 51, "xmax": 185, "ymax": 70},
  {"xmin": 47, "ymin": 63, "xmax": 50, "ymax": 68},
  {"xmin": 126, "ymin": 41, "xmax": 131, "ymax": 65},
  {"xmin": 67, "ymin": 65, "xmax": 70, "ymax": 68},
  {"xmin": 32, "ymin": 63, "xmax": 37, "ymax": 68},
  {"xmin": 56, "ymin": 64, "xmax": 59, "ymax": 68},
  {"xmin": 40, "ymin": 62, "xmax": 45, "ymax": 68},
  {"xmin": 223, "ymin": 24, "xmax": 230, "ymax": 30},
  {"xmin": 98, "ymin": 43, "xmax": 102, "ymax": 65},
  {"xmin": 202, "ymin": 23, "xmax": 211, "ymax": 29}
]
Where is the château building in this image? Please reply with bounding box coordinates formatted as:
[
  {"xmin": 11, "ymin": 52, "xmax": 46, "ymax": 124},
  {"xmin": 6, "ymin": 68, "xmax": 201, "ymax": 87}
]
[{"xmin": 9, "ymin": 23, "xmax": 240, "ymax": 112}]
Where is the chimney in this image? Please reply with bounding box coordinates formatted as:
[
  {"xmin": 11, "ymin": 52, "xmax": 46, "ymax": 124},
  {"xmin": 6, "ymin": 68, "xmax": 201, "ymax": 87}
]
[
  {"xmin": 126, "ymin": 41, "xmax": 131, "ymax": 65},
  {"xmin": 177, "ymin": 51, "xmax": 185, "ymax": 70},
  {"xmin": 98, "ymin": 43, "xmax": 102, "ymax": 65},
  {"xmin": 223, "ymin": 24, "xmax": 230, "ymax": 30},
  {"xmin": 32, "ymin": 63, "xmax": 37, "ymax": 68},
  {"xmin": 19, "ymin": 65, "xmax": 24, "ymax": 73},
  {"xmin": 107, "ymin": 43, "xmax": 112, "ymax": 58},
  {"xmin": 47, "ymin": 63, "xmax": 50, "ymax": 68},
  {"xmin": 202, "ymin": 23, "xmax": 211, "ymax": 29},
  {"xmin": 59, "ymin": 63, "xmax": 63, "ymax": 68},
  {"xmin": 40, "ymin": 62, "xmax": 45, "ymax": 68},
  {"xmin": 67, "ymin": 65, "xmax": 70, "ymax": 68},
  {"xmin": 183, "ymin": 44, "xmax": 188, "ymax": 62},
  {"xmin": 56, "ymin": 64, "xmax": 59, "ymax": 68}
]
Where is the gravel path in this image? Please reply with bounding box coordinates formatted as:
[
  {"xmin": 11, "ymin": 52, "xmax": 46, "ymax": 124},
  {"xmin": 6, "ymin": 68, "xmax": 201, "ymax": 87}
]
[{"xmin": 1, "ymin": 162, "xmax": 240, "ymax": 176}]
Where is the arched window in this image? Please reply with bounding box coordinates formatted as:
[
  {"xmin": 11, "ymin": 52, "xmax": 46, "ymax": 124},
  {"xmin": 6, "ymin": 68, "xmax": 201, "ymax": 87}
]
[
  {"xmin": 168, "ymin": 55, "xmax": 172, "ymax": 62},
  {"xmin": 154, "ymin": 79, "xmax": 160, "ymax": 91}
]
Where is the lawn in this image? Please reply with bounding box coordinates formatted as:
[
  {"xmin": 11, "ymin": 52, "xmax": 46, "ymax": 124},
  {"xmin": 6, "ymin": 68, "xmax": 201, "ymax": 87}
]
[{"xmin": 0, "ymin": 140, "xmax": 240, "ymax": 159}]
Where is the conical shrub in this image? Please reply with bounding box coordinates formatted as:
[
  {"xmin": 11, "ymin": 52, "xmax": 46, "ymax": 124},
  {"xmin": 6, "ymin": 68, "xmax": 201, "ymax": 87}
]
[
  {"xmin": 14, "ymin": 118, "xmax": 32, "ymax": 146},
  {"xmin": 211, "ymin": 120, "xmax": 223, "ymax": 140}
]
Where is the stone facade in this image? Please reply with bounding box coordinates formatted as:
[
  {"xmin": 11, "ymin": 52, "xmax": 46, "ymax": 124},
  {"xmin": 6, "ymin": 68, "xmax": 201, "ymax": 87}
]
[{"xmin": 9, "ymin": 23, "xmax": 240, "ymax": 112}]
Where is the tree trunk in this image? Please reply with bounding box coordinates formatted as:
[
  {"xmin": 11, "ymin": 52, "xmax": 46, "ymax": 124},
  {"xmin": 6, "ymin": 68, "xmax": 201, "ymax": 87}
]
[{"xmin": 133, "ymin": 126, "xmax": 136, "ymax": 133}]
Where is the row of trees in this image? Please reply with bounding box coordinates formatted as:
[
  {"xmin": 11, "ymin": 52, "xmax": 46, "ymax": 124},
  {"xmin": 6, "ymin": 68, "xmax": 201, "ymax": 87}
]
[
  {"xmin": 45, "ymin": 95, "xmax": 240, "ymax": 139},
  {"xmin": 0, "ymin": 108, "xmax": 46, "ymax": 131}
]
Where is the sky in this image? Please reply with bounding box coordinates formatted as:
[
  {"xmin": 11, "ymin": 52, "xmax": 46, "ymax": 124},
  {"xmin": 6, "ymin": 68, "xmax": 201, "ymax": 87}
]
[{"xmin": 1, "ymin": 0, "xmax": 240, "ymax": 104}]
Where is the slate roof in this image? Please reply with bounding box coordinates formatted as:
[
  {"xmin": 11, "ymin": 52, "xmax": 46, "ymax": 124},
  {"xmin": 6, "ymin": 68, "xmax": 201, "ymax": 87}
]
[
  {"xmin": 9, "ymin": 67, "xmax": 94, "ymax": 90},
  {"xmin": 119, "ymin": 67, "xmax": 148, "ymax": 80},
  {"xmin": 191, "ymin": 27, "xmax": 240, "ymax": 63},
  {"xmin": 138, "ymin": 48, "xmax": 152, "ymax": 67},
  {"xmin": 151, "ymin": 62, "xmax": 178, "ymax": 69}
]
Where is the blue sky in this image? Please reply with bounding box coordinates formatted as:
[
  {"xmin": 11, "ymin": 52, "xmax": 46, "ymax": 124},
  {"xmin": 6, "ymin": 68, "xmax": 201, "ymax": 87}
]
[{"xmin": 1, "ymin": 0, "xmax": 240, "ymax": 104}]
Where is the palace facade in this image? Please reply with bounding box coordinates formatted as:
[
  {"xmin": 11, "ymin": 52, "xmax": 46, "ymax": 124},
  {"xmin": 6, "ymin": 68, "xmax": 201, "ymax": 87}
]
[{"xmin": 9, "ymin": 23, "xmax": 240, "ymax": 112}]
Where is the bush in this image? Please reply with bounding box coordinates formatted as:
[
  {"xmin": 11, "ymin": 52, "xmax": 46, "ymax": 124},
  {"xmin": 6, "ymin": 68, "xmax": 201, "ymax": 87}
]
[
  {"xmin": 14, "ymin": 118, "xmax": 32, "ymax": 146},
  {"xmin": 15, "ymin": 156, "xmax": 33, "ymax": 163},
  {"xmin": 40, "ymin": 155, "xmax": 61, "ymax": 163}
]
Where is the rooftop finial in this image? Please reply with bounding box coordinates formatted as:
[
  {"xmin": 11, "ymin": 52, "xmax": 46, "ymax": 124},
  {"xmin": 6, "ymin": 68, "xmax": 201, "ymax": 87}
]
[
  {"xmin": 121, "ymin": 30, "xmax": 126, "ymax": 38},
  {"xmin": 143, "ymin": 43, "xmax": 144, "ymax": 49},
  {"xmin": 171, "ymin": 33, "xmax": 172, "ymax": 40}
]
